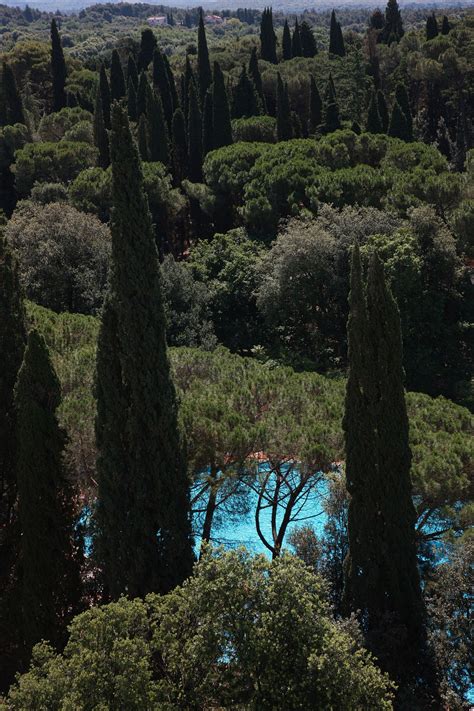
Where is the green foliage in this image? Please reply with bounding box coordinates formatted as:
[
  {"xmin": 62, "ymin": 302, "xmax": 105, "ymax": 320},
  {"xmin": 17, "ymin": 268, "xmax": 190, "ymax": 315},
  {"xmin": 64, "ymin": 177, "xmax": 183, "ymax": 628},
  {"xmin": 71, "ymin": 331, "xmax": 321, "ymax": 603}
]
[
  {"xmin": 187, "ymin": 81, "xmax": 202, "ymax": 182},
  {"xmin": 276, "ymin": 72, "xmax": 292, "ymax": 141},
  {"xmin": 197, "ymin": 11, "xmax": 212, "ymax": 103},
  {"xmin": 50, "ymin": 19, "xmax": 67, "ymax": 112},
  {"xmin": 93, "ymin": 88, "xmax": 109, "ymax": 169},
  {"xmin": 37, "ymin": 107, "xmax": 92, "ymax": 143},
  {"xmin": 232, "ymin": 115, "xmax": 276, "ymax": 143},
  {"xmin": 212, "ymin": 62, "xmax": 232, "ymax": 149},
  {"xmin": 109, "ymin": 49, "xmax": 125, "ymax": 102},
  {"xmin": 146, "ymin": 88, "xmax": 168, "ymax": 165},
  {"xmin": 260, "ymin": 7, "xmax": 278, "ymax": 64},
  {"xmin": 1, "ymin": 62, "xmax": 25, "ymax": 127},
  {"xmin": 232, "ymin": 65, "xmax": 261, "ymax": 119}
]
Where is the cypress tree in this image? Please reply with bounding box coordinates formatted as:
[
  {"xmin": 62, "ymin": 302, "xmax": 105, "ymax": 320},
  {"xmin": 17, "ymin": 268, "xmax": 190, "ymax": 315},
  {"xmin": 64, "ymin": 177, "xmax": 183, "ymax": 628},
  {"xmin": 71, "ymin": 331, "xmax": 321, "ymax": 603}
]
[
  {"xmin": 2, "ymin": 63, "xmax": 25, "ymax": 126},
  {"xmin": 137, "ymin": 113, "xmax": 149, "ymax": 161},
  {"xmin": 300, "ymin": 21, "xmax": 317, "ymax": 57},
  {"xmin": 308, "ymin": 76, "xmax": 322, "ymax": 134},
  {"xmin": 152, "ymin": 49, "xmax": 173, "ymax": 130},
  {"xmin": 324, "ymin": 99, "xmax": 341, "ymax": 133},
  {"xmin": 329, "ymin": 10, "xmax": 345, "ymax": 57},
  {"xmin": 453, "ymin": 110, "xmax": 467, "ymax": 172},
  {"xmin": 388, "ymin": 100, "xmax": 411, "ymax": 141},
  {"xmin": 162, "ymin": 54, "xmax": 179, "ymax": 114},
  {"xmin": 282, "ymin": 20, "xmax": 292, "ymax": 60},
  {"xmin": 291, "ymin": 111, "xmax": 302, "ymax": 138},
  {"xmin": 137, "ymin": 27, "xmax": 157, "ymax": 72},
  {"xmin": 212, "ymin": 62, "xmax": 232, "ymax": 149},
  {"xmin": 366, "ymin": 89, "xmax": 383, "ymax": 133},
  {"xmin": 187, "ymin": 81, "xmax": 203, "ymax": 182},
  {"xmin": 94, "ymin": 104, "xmax": 193, "ymax": 599},
  {"xmin": 127, "ymin": 55, "xmax": 138, "ymax": 90},
  {"xmin": 50, "ymin": 18, "xmax": 67, "ymax": 112},
  {"xmin": 182, "ymin": 56, "xmax": 195, "ymax": 120},
  {"xmin": 171, "ymin": 107, "xmax": 187, "ymax": 182},
  {"xmin": 136, "ymin": 71, "xmax": 149, "ymax": 120},
  {"xmin": 202, "ymin": 88, "xmax": 213, "ymax": 155},
  {"xmin": 381, "ymin": 0, "xmax": 404, "ymax": 44},
  {"xmin": 441, "ymin": 15, "xmax": 450, "ymax": 35},
  {"xmin": 127, "ymin": 77, "xmax": 137, "ymax": 122},
  {"xmin": 99, "ymin": 63, "xmax": 111, "ymax": 129},
  {"xmin": 248, "ymin": 47, "xmax": 266, "ymax": 110},
  {"xmin": 147, "ymin": 88, "xmax": 168, "ymax": 164},
  {"xmin": 276, "ymin": 72, "xmax": 292, "ymax": 141},
  {"xmin": 376, "ymin": 90, "xmax": 389, "ymax": 132},
  {"xmin": 260, "ymin": 7, "xmax": 278, "ymax": 64},
  {"xmin": 426, "ymin": 13, "xmax": 439, "ymax": 41},
  {"xmin": 291, "ymin": 18, "xmax": 302, "ymax": 58},
  {"xmin": 197, "ymin": 10, "xmax": 212, "ymax": 103},
  {"xmin": 110, "ymin": 49, "xmax": 126, "ymax": 102},
  {"xmin": 93, "ymin": 87, "xmax": 110, "ymax": 168},
  {"xmin": 15, "ymin": 329, "xmax": 81, "ymax": 654},
  {"xmin": 336, "ymin": 22, "xmax": 346, "ymax": 57},
  {"xmin": 232, "ymin": 65, "xmax": 260, "ymax": 118},
  {"xmin": 395, "ymin": 82, "xmax": 412, "ymax": 138},
  {"xmin": 324, "ymin": 72, "xmax": 337, "ymax": 103}
]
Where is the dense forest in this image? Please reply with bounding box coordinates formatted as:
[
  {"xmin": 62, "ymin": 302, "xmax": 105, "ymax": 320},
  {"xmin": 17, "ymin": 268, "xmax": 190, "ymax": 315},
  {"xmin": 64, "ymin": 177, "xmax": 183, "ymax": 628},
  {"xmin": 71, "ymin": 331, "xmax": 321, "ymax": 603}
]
[{"xmin": 0, "ymin": 1, "xmax": 473, "ymax": 709}]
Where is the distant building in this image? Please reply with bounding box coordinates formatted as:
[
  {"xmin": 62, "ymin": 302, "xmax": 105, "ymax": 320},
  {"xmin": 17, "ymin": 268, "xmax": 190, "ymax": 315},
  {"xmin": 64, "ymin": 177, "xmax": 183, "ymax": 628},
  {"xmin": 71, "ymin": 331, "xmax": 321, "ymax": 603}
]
[
  {"xmin": 147, "ymin": 16, "xmax": 168, "ymax": 27},
  {"xmin": 204, "ymin": 14, "xmax": 223, "ymax": 25}
]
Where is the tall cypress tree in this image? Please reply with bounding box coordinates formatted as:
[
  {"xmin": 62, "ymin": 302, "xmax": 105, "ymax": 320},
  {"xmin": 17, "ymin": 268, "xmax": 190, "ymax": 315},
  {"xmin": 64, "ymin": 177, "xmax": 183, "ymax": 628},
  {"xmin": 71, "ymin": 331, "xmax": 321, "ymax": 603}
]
[
  {"xmin": 388, "ymin": 100, "xmax": 411, "ymax": 141},
  {"xmin": 426, "ymin": 13, "xmax": 439, "ymax": 41},
  {"xmin": 212, "ymin": 62, "xmax": 232, "ymax": 149},
  {"xmin": 248, "ymin": 47, "xmax": 266, "ymax": 110},
  {"xmin": 15, "ymin": 329, "xmax": 81, "ymax": 655},
  {"xmin": 232, "ymin": 65, "xmax": 260, "ymax": 119},
  {"xmin": 282, "ymin": 20, "xmax": 292, "ymax": 60},
  {"xmin": 93, "ymin": 87, "xmax": 110, "ymax": 168},
  {"xmin": 324, "ymin": 72, "xmax": 337, "ymax": 103},
  {"xmin": 197, "ymin": 10, "xmax": 212, "ymax": 103},
  {"xmin": 153, "ymin": 49, "xmax": 173, "ymax": 130},
  {"xmin": 376, "ymin": 90, "xmax": 389, "ymax": 132},
  {"xmin": 381, "ymin": 0, "xmax": 404, "ymax": 44},
  {"xmin": 127, "ymin": 77, "xmax": 137, "ymax": 122},
  {"xmin": 94, "ymin": 104, "xmax": 193, "ymax": 599},
  {"xmin": 99, "ymin": 63, "xmax": 111, "ymax": 129},
  {"xmin": 300, "ymin": 21, "xmax": 317, "ymax": 57},
  {"xmin": 276, "ymin": 72, "xmax": 292, "ymax": 141},
  {"xmin": 137, "ymin": 113, "xmax": 149, "ymax": 161},
  {"xmin": 171, "ymin": 107, "xmax": 187, "ymax": 182},
  {"xmin": 366, "ymin": 89, "xmax": 383, "ymax": 133},
  {"xmin": 395, "ymin": 82, "xmax": 412, "ymax": 137},
  {"xmin": 291, "ymin": 18, "xmax": 302, "ymax": 57},
  {"xmin": 202, "ymin": 88, "xmax": 213, "ymax": 156},
  {"xmin": 2, "ymin": 63, "xmax": 25, "ymax": 126},
  {"xmin": 329, "ymin": 10, "xmax": 345, "ymax": 57},
  {"xmin": 127, "ymin": 55, "xmax": 138, "ymax": 90},
  {"xmin": 137, "ymin": 27, "xmax": 157, "ymax": 72},
  {"xmin": 187, "ymin": 81, "xmax": 203, "ymax": 182},
  {"xmin": 441, "ymin": 15, "xmax": 450, "ymax": 35},
  {"xmin": 260, "ymin": 7, "xmax": 278, "ymax": 64},
  {"xmin": 162, "ymin": 54, "xmax": 179, "ymax": 115},
  {"xmin": 147, "ymin": 88, "xmax": 168, "ymax": 165},
  {"xmin": 50, "ymin": 18, "xmax": 67, "ymax": 112},
  {"xmin": 136, "ymin": 71, "xmax": 149, "ymax": 120},
  {"xmin": 110, "ymin": 49, "xmax": 126, "ymax": 102},
  {"xmin": 182, "ymin": 56, "xmax": 195, "ymax": 120},
  {"xmin": 308, "ymin": 76, "xmax": 322, "ymax": 133},
  {"xmin": 324, "ymin": 98, "xmax": 340, "ymax": 133}
]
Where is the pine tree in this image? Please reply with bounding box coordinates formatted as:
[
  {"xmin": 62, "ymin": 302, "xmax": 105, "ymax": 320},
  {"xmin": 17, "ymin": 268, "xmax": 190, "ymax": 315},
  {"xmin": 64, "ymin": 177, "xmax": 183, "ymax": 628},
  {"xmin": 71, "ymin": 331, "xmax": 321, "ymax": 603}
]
[
  {"xmin": 232, "ymin": 65, "xmax": 260, "ymax": 119},
  {"xmin": 329, "ymin": 10, "xmax": 345, "ymax": 57},
  {"xmin": 137, "ymin": 113, "xmax": 149, "ymax": 161},
  {"xmin": 291, "ymin": 18, "xmax": 302, "ymax": 57},
  {"xmin": 187, "ymin": 81, "xmax": 203, "ymax": 182},
  {"xmin": 426, "ymin": 13, "xmax": 439, "ymax": 41},
  {"xmin": 15, "ymin": 329, "xmax": 81, "ymax": 654},
  {"xmin": 366, "ymin": 89, "xmax": 383, "ymax": 133},
  {"xmin": 376, "ymin": 90, "xmax": 389, "ymax": 132},
  {"xmin": 260, "ymin": 7, "xmax": 278, "ymax": 64},
  {"xmin": 388, "ymin": 100, "xmax": 411, "ymax": 141},
  {"xmin": 276, "ymin": 72, "xmax": 292, "ymax": 141},
  {"xmin": 127, "ymin": 55, "xmax": 138, "ymax": 90},
  {"xmin": 147, "ymin": 88, "xmax": 168, "ymax": 164},
  {"xmin": 282, "ymin": 20, "xmax": 292, "ymax": 60},
  {"xmin": 110, "ymin": 49, "xmax": 126, "ymax": 102},
  {"xmin": 93, "ymin": 87, "xmax": 110, "ymax": 168},
  {"xmin": 324, "ymin": 99, "xmax": 341, "ymax": 133},
  {"xmin": 50, "ymin": 18, "xmax": 67, "ymax": 112},
  {"xmin": 202, "ymin": 88, "xmax": 213, "ymax": 155},
  {"xmin": 127, "ymin": 77, "xmax": 137, "ymax": 122},
  {"xmin": 94, "ymin": 104, "xmax": 193, "ymax": 599},
  {"xmin": 381, "ymin": 0, "xmax": 404, "ymax": 44},
  {"xmin": 212, "ymin": 62, "xmax": 232, "ymax": 149},
  {"xmin": 197, "ymin": 10, "xmax": 212, "ymax": 102},
  {"xmin": 137, "ymin": 28, "xmax": 157, "ymax": 72},
  {"xmin": 300, "ymin": 21, "xmax": 317, "ymax": 57},
  {"xmin": 308, "ymin": 76, "xmax": 322, "ymax": 134},
  {"xmin": 136, "ymin": 71, "xmax": 149, "ymax": 120},
  {"xmin": 394, "ymin": 83, "xmax": 412, "ymax": 138},
  {"xmin": 441, "ymin": 15, "xmax": 450, "ymax": 35},
  {"xmin": 171, "ymin": 107, "xmax": 187, "ymax": 182},
  {"xmin": 1, "ymin": 63, "xmax": 25, "ymax": 126},
  {"xmin": 99, "ymin": 63, "xmax": 111, "ymax": 129},
  {"xmin": 152, "ymin": 49, "xmax": 173, "ymax": 131},
  {"xmin": 248, "ymin": 47, "xmax": 266, "ymax": 110}
]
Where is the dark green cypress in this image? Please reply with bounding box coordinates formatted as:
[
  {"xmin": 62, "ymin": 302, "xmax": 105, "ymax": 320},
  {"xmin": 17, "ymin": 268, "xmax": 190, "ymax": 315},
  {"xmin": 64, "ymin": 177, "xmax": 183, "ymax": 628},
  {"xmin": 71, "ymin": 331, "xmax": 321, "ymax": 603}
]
[
  {"xmin": 426, "ymin": 13, "xmax": 439, "ymax": 41},
  {"xmin": 127, "ymin": 77, "xmax": 137, "ymax": 122},
  {"xmin": 324, "ymin": 101, "xmax": 340, "ymax": 133},
  {"xmin": 282, "ymin": 20, "xmax": 292, "ymax": 61},
  {"xmin": 197, "ymin": 10, "xmax": 212, "ymax": 103},
  {"xmin": 300, "ymin": 21, "xmax": 317, "ymax": 57},
  {"xmin": 291, "ymin": 18, "xmax": 302, "ymax": 58},
  {"xmin": 152, "ymin": 49, "xmax": 173, "ymax": 131},
  {"xmin": 50, "ymin": 18, "xmax": 67, "ymax": 112},
  {"xmin": 171, "ymin": 107, "xmax": 187, "ymax": 182},
  {"xmin": 388, "ymin": 100, "xmax": 411, "ymax": 141},
  {"xmin": 94, "ymin": 104, "xmax": 193, "ymax": 599},
  {"xmin": 308, "ymin": 76, "xmax": 322, "ymax": 134},
  {"xmin": 137, "ymin": 27, "xmax": 157, "ymax": 72},
  {"xmin": 182, "ymin": 56, "xmax": 195, "ymax": 120},
  {"xmin": 15, "ymin": 329, "xmax": 81, "ymax": 654},
  {"xmin": 110, "ymin": 49, "xmax": 126, "ymax": 102},
  {"xmin": 93, "ymin": 87, "xmax": 110, "ymax": 168},
  {"xmin": 441, "ymin": 15, "xmax": 450, "ymax": 35},
  {"xmin": 162, "ymin": 54, "xmax": 179, "ymax": 115},
  {"xmin": 202, "ymin": 88, "xmax": 213, "ymax": 156},
  {"xmin": 136, "ymin": 71, "xmax": 149, "ymax": 120},
  {"xmin": 366, "ymin": 89, "xmax": 383, "ymax": 133},
  {"xmin": 329, "ymin": 10, "xmax": 345, "ymax": 57},
  {"xmin": 212, "ymin": 62, "xmax": 232, "ymax": 149},
  {"xmin": 147, "ymin": 88, "xmax": 168, "ymax": 164},
  {"xmin": 2, "ymin": 63, "xmax": 25, "ymax": 126},
  {"xmin": 324, "ymin": 72, "xmax": 337, "ymax": 103},
  {"xmin": 137, "ymin": 113, "xmax": 149, "ymax": 161},
  {"xmin": 276, "ymin": 72, "xmax": 292, "ymax": 141},
  {"xmin": 248, "ymin": 47, "xmax": 266, "ymax": 110},
  {"xmin": 260, "ymin": 7, "xmax": 278, "ymax": 64},
  {"xmin": 453, "ymin": 110, "xmax": 467, "ymax": 172},
  {"xmin": 395, "ymin": 83, "xmax": 412, "ymax": 137},
  {"xmin": 127, "ymin": 55, "xmax": 138, "ymax": 89},
  {"xmin": 376, "ymin": 90, "xmax": 389, "ymax": 132},
  {"xmin": 99, "ymin": 63, "xmax": 111, "ymax": 129},
  {"xmin": 187, "ymin": 81, "xmax": 202, "ymax": 182},
  {"xmin": 381, "ymin": 0, "xmax": 404, "ymax": 44},
  {"xmin": 232, "ymin": 65, "xmax": 261, "ymax": 119}
]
